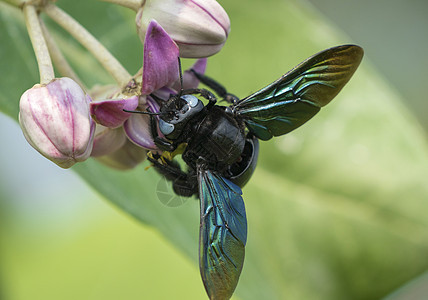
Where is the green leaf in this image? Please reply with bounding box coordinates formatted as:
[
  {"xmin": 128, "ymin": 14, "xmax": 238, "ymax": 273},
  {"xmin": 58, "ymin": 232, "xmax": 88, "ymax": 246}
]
[
  {"xmin": 384, "ymin": 271, "xmax": 428, "ymax": 300},
  {"xmin": 1, "ymin": 1, "xmax": 427, "ymax": 299}
]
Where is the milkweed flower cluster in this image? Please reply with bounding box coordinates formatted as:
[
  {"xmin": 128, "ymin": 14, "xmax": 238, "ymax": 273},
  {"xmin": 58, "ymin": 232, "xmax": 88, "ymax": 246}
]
[{"xmin": 14, "ymin": 0, "xmax": 230, "ymax": 169}]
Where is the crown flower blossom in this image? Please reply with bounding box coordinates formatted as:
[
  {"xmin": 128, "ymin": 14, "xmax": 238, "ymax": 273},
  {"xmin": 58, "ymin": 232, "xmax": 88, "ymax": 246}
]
[
  {"xmin": 90, "ymin": 20, "xmax": 207, "ymax": 157},
  {"xmin": 19, "ymin": 77, "xmax": 95, "ymax": 168},
  {"xmin": 128, "ymin": 21, "xmax": 207, "ymax": 149},
  {"xmin": 14, "ymin": 1, "xmax": 217, "ymax": 171},
  {"xmin": 136, "ymin": 0, "xmax": 230, "ymax": 58}
]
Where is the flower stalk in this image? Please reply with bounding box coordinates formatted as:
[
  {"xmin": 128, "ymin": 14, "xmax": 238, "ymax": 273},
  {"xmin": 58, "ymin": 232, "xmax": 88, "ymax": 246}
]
[
  {"xmin": 23, "ymin": 3, "xmax": 54, "ymax": 84},
  {"xmin": 0, "ymin": 0, "xmax": 24, "ymax": 8},
  {"xmin": 40, "ymin": 19, "xmax": 86, "ymax": 89},
  {"xmin": 43, "ymin": 3, "xmax": 132, "ymax": 88}
]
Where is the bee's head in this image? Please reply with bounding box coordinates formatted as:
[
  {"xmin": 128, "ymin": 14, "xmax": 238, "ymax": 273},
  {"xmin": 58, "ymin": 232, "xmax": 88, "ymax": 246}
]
[{"xmin": 158, "ymin": 94, "xmax": 204, "ymax": 140}]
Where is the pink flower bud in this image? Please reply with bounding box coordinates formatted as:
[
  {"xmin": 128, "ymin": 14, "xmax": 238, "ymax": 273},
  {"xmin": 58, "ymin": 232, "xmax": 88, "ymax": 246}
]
[
  {"xmin": 19, "ymin": 78, "xmax": 95, "ymax": 168},
  {"xmin": 136, "ymin": 0, "xmax": 230, "ymax": 58}
]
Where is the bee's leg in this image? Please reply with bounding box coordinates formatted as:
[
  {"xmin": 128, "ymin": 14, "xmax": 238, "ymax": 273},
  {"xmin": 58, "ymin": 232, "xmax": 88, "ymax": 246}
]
[
  {"xmin": 172, "ymin": 171, "xmax": 198, "ymax": 197},
  {"xmin": 148, "ymin": 155, "xmax": 198, "ymax": 197},
  {"xmin": 190, "ymin": 69, "xmax": 239, "ymax": 105},
  {"xmin": 147, "ymin": 154, "xmax": 186, "ymax": 181}
]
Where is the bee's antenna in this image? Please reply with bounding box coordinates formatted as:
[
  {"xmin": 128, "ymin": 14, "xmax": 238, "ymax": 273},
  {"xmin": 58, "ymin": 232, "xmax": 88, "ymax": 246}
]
[
  {"xmin": 123, "ymin": 109, "xmax": 162, "ymax": 116},
  {"xmin": 178, "ymin": 56, "xmax": 184, "ymax": 97}
]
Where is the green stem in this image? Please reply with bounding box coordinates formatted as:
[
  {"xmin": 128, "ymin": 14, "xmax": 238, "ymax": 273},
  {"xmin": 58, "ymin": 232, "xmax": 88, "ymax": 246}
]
[
  {"xmin": 0, "ymin": 0, "xmax": 23, "ymax": 7},
  {"xmin": 23, "ymin": 3, "xmax": 55, "ymax": 84},
  {"xmin": 40, "ymin": 19, "xmax": 86, "ymax": 90},
  {"xmin": 43, "ymin": 3, "xmax": 132, "ymax": 88},
  {"xmin": 99, "ymin": 0, "xmax": 144, "ymax": 12}
]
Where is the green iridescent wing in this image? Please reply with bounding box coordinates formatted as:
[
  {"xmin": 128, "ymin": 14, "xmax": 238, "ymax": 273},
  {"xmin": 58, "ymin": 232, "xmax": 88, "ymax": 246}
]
[
  {"xmin": 234, "ymin": 45, "xmax": 364, "ymax": 140},
  {"xmin": 198, "ymin": 168, "xmax": 247, "ymax": 300}
]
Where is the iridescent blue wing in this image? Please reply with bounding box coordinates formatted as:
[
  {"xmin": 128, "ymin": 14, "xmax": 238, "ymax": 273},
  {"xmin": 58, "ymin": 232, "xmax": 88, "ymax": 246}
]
[
  {"xmin": 198, "ymin": 167, "xmax": 247, "ymax": 300},
  {"xmin": 234, "ymin": 45, "xmax": 364, "ymax": 140}
]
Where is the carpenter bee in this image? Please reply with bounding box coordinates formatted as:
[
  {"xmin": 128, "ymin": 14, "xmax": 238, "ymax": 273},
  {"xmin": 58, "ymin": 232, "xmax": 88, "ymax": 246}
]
[{"xmin": 128, "ymin": 45, "xmax": 363, "ymax": 300}]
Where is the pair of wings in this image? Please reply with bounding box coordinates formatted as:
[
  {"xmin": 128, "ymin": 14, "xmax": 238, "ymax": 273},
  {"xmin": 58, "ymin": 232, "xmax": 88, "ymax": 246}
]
[
  {"xmin": 198, "ymin": 45, "xmax": 363, "ymax": 299},
  {"xmin": 234, "ymin": 44, "xmax": 364, "ymax": 140}
]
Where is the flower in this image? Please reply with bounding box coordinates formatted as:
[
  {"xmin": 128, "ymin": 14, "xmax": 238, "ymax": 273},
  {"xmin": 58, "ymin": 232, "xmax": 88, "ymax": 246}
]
[
  {"xmin": 90, "ymin": 20, "xmax": 207, "ymax": 165},
  {"xmin": 90, "ymin": 125, "xmax": 127, "ymax": 157},
  {"xmin": 94, "ymin": 135, "xmax": 147, "ymax": 170},
  {"xmin": 90, "ymin": 95, "xmax": 139, "ymax": 128},
  {"xmin": 140, "ymin": 20, "xmax": 180, "ymax": 95},
  {"xmin": 19, "ymin": 77, "xmax": 95, "ymax": 168},
  {"xmin": 136, "ymin": 0, "xmax": 230, "ymax": 58}
]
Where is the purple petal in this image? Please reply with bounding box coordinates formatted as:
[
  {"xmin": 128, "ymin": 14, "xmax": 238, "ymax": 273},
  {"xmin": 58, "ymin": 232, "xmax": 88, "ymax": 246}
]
[
  {"xmin": 95, "ymin": 139, "xmax": 147, "ymax": 170},
  {"xmin": 91, "ymin": 126, "xmax": 127, "ymax": 157},
  {"xmin": 152, "ymin": 86, "xmax": 177, "ymax": 101},
  {"xmin": 90, "ymin": 96, "xmax": 139, "ymax": 128},
  {"xmin": 123, "ymin": 113, "xmax": 157, "ymax": 150},
  {"xmin": 141, "ymin": 20, "xmax": 180, "ymax": 95},
  {"xmin": 123, "ymin": 97, "xmax": 164, "ymax": 151},
  {"xmin": 146, "ymin": 96, "xmax": 161, "ymax": 113},
  {"xmin": 171, "ymin": 58, "xmax": 207, "ymax": 91},
  {"xmin": 191, "ymin": 57, "xmax": 208, "ymax": 75},
  {"xmin": 146, "ymin": 96, "xmax": 166, "ymax": 139}
]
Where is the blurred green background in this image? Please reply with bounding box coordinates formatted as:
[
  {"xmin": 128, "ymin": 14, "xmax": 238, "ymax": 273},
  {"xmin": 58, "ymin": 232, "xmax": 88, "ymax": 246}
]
[{"xmin": 1, "ymin": 0, "xmax": 427, "ymax": 299}]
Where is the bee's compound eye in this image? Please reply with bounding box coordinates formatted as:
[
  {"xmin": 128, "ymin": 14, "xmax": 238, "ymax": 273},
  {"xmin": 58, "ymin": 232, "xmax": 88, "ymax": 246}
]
[
  {"xmin": 180, "ymin": 94, "xmax": 199, "ymax": 108},
  {"xmin": 159, "ymin": 118, "xmax": 174, "ymax": 135},
  {"xmin": 224, "ymin": 106, "xmax": 233, "ymax": 115}
]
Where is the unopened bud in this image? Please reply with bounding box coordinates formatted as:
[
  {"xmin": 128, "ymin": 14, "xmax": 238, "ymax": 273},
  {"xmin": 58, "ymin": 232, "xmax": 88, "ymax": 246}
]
[
  {"xmin": 136, "ymin": 0, "xmax": 230, "ymax": 58},
  {"xmin": 19, "ymin": 78, "xmax": 95, "ymax": 168}
]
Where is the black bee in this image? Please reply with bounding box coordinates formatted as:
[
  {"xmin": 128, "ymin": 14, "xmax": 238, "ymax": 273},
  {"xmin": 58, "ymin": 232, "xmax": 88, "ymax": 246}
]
[{"xmin": 129, "ymin": 45, "xmax": 363, "ymax": 300}]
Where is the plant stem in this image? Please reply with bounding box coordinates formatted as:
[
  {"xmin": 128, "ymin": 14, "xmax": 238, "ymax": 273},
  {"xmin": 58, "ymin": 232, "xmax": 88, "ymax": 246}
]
[
  {"xmin": 23, "ymin": 3, "xmax": 55, "ymax": 84},
  {"xmin": 43, "ymin": 3, "xmax": 132, "ymax": 88},
  {"xmin": 99, "ymin": 0, "xmax": 144, "ymax": 12},
  {"xmin": 40, "ymin": 19, "xmax": 86, "ymax": 90},
  {"xmin": 0, "ymin": 0, "xmax": 23, "ymax": 8}
]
